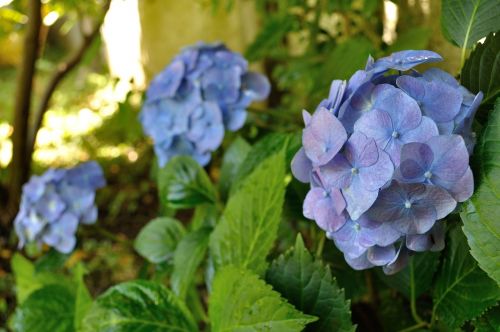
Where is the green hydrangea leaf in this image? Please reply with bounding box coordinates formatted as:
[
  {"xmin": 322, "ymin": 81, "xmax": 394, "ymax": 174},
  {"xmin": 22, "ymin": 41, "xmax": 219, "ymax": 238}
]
[
  {"xmin": 82, "ymin": 280, "xmax": 197, "ymax": 331},
  {"xmin": 210, "ymin": 149, "xmax": 286, "ymax": 275},
  {"xmin": 11, "ymin": 253, "xmax": 73, "ymax": 304},
  {"xmin": 171, "ymin": 227, "xmax": 211, "ymax": 300},
  {"xmin": 266, "ymin": 235, "xmax": 354, "ymax": 332},
  {"xmin": 461, "ymin": 32, "xmax": 500, "ymax": 104},
  {"xmin": 134, "ymin": 217, "xmax": 185, "ymax": 264},
  {"xmin": 209, "ymin": 265, "xmax": 317, "ymax": 331},
  {"xmin": 441, "ymin": 0, "xmax": 500, "ymax": 49},
  {"xmin": 230, "ymin": 132, "xmax": 300, "ymax": 196},
  {"xmin": 158, "ymin": 156, "xmax": 217, "ymax": 209},
  {"xmin": 12, "ymin": 285, "xmax": 76, "ymax": 332},
  {"xmin": 461, "ymin": 98, "xmax": 500, "ymax": 285},
  {"xmin": 432, "ymin": 227, "xmax": 500, "ymax": 328},
  {"xmin": 218, "ymin": 137, "xmax": 251, "ymax": 201}
]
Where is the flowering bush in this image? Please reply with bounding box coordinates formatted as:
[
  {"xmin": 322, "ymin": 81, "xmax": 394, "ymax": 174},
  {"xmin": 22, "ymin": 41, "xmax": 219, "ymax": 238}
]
[
  {"xmin": 292, "ymin": 50, "xmax": 482, "ymax": 274},
  {"xmin": 14, "ymin": 162, "xmax": 105, "ymax": 253},
  {"xmin": 140, "ymin": 42, "xmax": 270, "ymax": 167}
]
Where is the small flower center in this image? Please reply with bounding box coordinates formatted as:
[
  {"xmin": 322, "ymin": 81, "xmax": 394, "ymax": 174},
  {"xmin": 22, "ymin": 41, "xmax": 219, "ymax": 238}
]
[
  {"xmin": 424, "ymin": 171, "xmax": 432, "ymax": 179},
  {"xmin": 323, "ymin": 190, "xmax": 329, "ymax": 198},
  {"xmin": 392, "ymin": 131, "xmax": 400, "ymax": 138},
  {"xmin": 351, "ymin": 167, "xmax": 359, "ymax": 175},
  {"xmin": 404, "ymin": 200, "xmax": 412, "ymax": 209},
  {"xmin": 354, "ymin": 223, "xmax": 361, "ymax": 231}
]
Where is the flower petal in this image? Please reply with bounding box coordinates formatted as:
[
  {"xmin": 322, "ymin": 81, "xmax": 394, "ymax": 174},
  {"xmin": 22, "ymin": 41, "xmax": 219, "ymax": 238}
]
[
  {"xmin": 291, "ymin": 148, "xmax": 313, "ymax": 183},
  {"xmin": 358, "ymin": 148, "xmax": 394, "ymax": 191},
  {"xmin": 343, "ymin": 178, "xmax": 379, "ymax": 220},
  {"xmin": 428, "ymin": 135, "xmax": 469, "ymax": 183},
  {"xmin": 303, "ymin": 108, "xmax": 347, "ymax": 166},
  {"xmin": 367, "ymin": 245, "xmax": 397, "ymax": 266}
]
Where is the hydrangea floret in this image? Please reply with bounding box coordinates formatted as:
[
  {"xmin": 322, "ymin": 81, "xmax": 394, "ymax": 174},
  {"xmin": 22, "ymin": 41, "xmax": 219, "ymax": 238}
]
[
  {"xmin": 14, "ymin": 161, "xmax": 106, "ymax": 254},
  {"xmin": 140, "ymin": 42, "xmax": 271, "ymax": 167},
  {"xmin": 291, "ymin": 50, "xmax": 481, "ymax": 274}
]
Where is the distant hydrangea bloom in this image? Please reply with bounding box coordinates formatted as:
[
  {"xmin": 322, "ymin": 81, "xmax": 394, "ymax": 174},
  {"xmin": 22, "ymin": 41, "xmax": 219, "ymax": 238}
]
[
  {"xmin": 14, "ymin": 162, "xmax": 106, "ymax": 254},
  {"xmin": 140, "ymin": 42, "xmax": 271, "ymax": 167},
  {"xmin": 291, "ymin": 50, "xmax": 481, "ymax": 274}
]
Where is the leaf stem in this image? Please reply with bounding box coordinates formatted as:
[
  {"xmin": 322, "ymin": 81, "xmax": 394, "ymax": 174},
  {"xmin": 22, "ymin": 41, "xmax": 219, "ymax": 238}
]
[
  {"xmin": 409, "ymin": 257, "xmax": 424, "ymax": 324},
  {"xmin": 460, "ymin": 46, "xmax": 468, "ymax": 71},
  {"xmin": 315, "ymin": 233, "xmax": 325, "ymax": 258}
]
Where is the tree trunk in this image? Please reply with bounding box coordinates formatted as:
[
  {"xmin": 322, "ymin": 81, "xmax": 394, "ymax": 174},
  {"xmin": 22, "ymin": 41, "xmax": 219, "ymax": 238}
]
[{"xmin": 6, "ymin": 0, "xmax": 42, "ymax": 223}]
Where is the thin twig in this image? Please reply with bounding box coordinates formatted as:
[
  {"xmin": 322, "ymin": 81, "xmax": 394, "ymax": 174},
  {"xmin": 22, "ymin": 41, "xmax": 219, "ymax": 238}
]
[{"xmin": 26, "ymin": 0, "xmax": 112, "ymax": 166}]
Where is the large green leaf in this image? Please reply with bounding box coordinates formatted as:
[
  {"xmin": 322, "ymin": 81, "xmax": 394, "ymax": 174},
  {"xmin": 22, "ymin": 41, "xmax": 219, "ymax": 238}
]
[
  {"xmin": 210, "ymin": 150, "xmax": 286, "ymax": 275},
  {"xmin": 377, "ymin": 251, "xmax": 440, "ymax": 299},
  {"xmin": 134, "ymin": 217, "xmax": 185, "ymax": 264},
  {"xmin": 12, "ymin": 285, "xmax": 75, "ymax": 332},
  {"xmin": 461, "ymin": 32, "xmax": 500, "ymax": 104},
  {"xmin": 461, "ymin": 98, "xmax": 500, "ymax": 285},
  {"xmin": 266, "ymin": 235, "xmax": 354, "ymax": 332},
  {"xmin": 82, "ymin": 280, "xmax": 197, "ymax": 332},
  {"xmin": 171, "ymin": 227, "xmax": 211, "ymax": 300},
  {"xmin": 158, "ymin": 156, "xmax": 217, "ymax": 210},
  {"xmin": 209, "ymin": 265, "xmax": 317, "ymax": 331},
  {"xmin": 73, "ymin": 264, "xmax": 93, "ymax": 332},
  {"xmin": 432, "ymin": 227, "xmax": 500, "ymax": 328},
  {"xmin": 230, "ymin": 133, "xmax": 292, "ymax": 195},
  {"xmin": 218, "ymin": 137, "xmax": 251, "ymax": 201},
  {"xmin": 441, "ymin": 0, "xmax": 500, "ymax": 50},
  {"xmin": 11, "ymin": 253, "xmax": 72, "ymax": 304}
]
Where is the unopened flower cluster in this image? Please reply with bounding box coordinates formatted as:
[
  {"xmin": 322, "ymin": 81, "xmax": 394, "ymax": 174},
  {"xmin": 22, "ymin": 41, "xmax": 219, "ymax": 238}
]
[
  {"xmin": 292, "ymin": 50, "xmax": 482, "ymax": 274},
  {"xmin": 140, "ymin": 42, "xmax": 270, "ymax": 167},
  {"xmin": 14, "ymin": 162, "xmax": 106, "ymax": 253}
]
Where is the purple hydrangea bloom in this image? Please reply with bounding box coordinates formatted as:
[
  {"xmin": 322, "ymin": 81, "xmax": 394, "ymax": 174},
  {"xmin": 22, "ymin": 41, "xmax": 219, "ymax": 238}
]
[
  {"xmin": 291, "ymin": 50, "xmax": 480, "ymax": 274},
  {"xmin": 140, "ymin": 42, "xmax": 270, "ymax": 167},
  {"xmin": 320, "ymin": 132, "xmax": 393, "ymax": 219},
  {"xmin": 396, "ymin": 135, "xmax": 473, "ymax": 201},
  {"xmin": 14, "ymin": 162, "xmax": 106, "ymax": 254}
]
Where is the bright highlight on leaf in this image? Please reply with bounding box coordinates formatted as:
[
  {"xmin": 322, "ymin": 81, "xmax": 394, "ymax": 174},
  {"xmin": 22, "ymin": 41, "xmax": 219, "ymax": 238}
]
[
  {"xmin": 83, "ymin": 280, "xmax": 198, "ymax": 332},
  {"xmin": 209, "ymin": 265, "xmax": 317, "ymax": 331},
  {"xmin": 210, "ymin": 148, "xmax": 286, "ymax": 275}
]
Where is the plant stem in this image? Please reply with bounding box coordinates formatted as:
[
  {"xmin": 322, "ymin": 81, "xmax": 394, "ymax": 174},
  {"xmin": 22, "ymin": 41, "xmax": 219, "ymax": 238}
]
[{"xmin": 409, "ymin": 257, "xmax": 424, "ymax": 324}]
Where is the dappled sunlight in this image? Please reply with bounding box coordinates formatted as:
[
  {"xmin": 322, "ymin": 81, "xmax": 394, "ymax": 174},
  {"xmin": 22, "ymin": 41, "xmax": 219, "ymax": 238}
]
[{"xmin": 0, "ymin": 122, "xmax": 12, "ymax": 167}]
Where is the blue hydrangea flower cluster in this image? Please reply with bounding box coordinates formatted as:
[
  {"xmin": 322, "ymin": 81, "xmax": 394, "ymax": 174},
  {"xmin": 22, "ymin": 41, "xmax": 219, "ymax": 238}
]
[
  {"xmin": 140, "ymin": 42, "xmax": 270, "ymax": 167},
  {"xmin": 14, "ymin": 162, "xmax": 106, "ymax": 254},
  {"xmin": 291, "ymin": 50, "xmax": 482, "ymax": 274}
]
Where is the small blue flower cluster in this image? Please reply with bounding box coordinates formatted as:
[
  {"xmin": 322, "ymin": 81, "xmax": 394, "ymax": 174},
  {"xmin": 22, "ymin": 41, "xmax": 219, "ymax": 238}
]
[
  {"xmin": 292, "ymin": 50, "xmax": 481, "ymax": 274},
  {"xmin": 14, "ymin": 162, "xmax": 106, "ymax": 254},
  {"xmin": 140, "ymin": 42, "xmax": 270, "ymax": 167}
]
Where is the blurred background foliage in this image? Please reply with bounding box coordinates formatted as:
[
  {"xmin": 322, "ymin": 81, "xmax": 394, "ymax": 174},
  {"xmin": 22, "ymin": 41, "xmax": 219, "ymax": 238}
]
[{"xmin": 0, "ymin": 0, "xmax": 469, "ymax": 330}]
